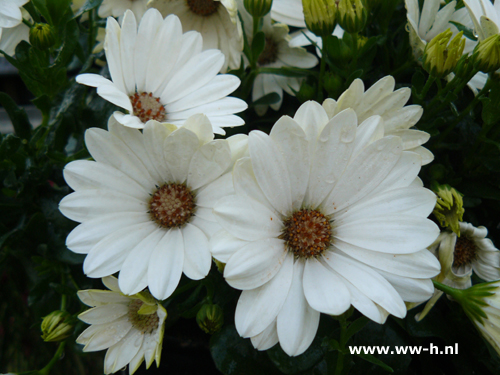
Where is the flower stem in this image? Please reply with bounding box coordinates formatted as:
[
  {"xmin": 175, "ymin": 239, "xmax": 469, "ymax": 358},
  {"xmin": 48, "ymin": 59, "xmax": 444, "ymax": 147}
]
[
  {"xmin": 432, "ymin": 280, "xmax": 463, "ymax": 301},
  {"xmin": 335, "ymin": 315, "xmax": 348, "ymax": 375},
  {"xmin": 317, "ymin": 36, "xmax": 328, "ymax": 102},
  {"xmin": 39, "ymin": 341, "xmax": 66, "ymax": 375}
]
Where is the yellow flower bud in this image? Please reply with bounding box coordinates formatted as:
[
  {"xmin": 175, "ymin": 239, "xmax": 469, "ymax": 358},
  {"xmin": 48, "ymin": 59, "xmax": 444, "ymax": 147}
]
[
  {"xmin": 432, "ymin": 182, "xmax": 464, "ymax": 236},
  {"xmin": 196, "ymin": 304, "xmax": 224, "ymax": 334},
  {"xmin": 41, "ymin": 311, "xmax": 74, "ymax": 342},
  {"xmin": 423, "ymin": 29, "xmax": 465, "ymax": 78},
  {"xmin": 337, "ymin": 0, "xmax": 367, "ymax": 34},
  {"xmin": 302, "ymin": 0, "xmax": 337, "ymax": 37},
  {"xmin": 29, "ymin": 23, "xmax": 56, "ymax": 51},
  {"xmin": 244, "ymin": 0, "xmax": 273, "ymax": 18},
  {"xmin": 473, "ymin": 34, "xmax": 500, "ymax": 73}
]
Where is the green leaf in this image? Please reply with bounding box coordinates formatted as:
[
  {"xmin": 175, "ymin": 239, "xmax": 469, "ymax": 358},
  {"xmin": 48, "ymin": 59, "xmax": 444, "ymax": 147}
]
[
  {"xmin": 449, "ymin": 21, "xmax": 478, "ymax": 41},
  {"xmin": 0, "ymin": 92, "xmax": 32, "ymax": 139},
  {"xmin": 251, "ymin": 31, "xmax": 266, "ymax": 64},
  {"xmin": 345, "ymin": 317, "xmax": 370, "ymax": 343},
  {"xmin": 355, "ymin": 353, "xmax": 394, "ymax": 373},
  {"xmin": 31, "ymin": 0, "xmax": 52, "ymax": 25},
  {"xmin": 412, "ymin": 70, "xmax": 426, "ymax": 95},
  {"xmin": 252, "ymin": 92, "xmax": 281, "ymax": 106},
  {"xmin": 267, "ymin": 336, "xmax": 326, "ymax": 374},
  {"xmin": 73, "ymin": 0, "xmax": 103, "ymax": 18}
]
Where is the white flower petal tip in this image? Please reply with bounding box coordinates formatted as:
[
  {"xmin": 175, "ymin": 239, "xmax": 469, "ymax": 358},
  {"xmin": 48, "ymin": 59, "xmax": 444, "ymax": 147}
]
[
  {"xmin": 60, "ymin": 115, "xmax": 235, "ymax": 297},
  {"xmin": 211, "ymin": 96, "xmax": 439, "ymax": 356},
  {"xmin": 75, "ymin": 9, "xmax": 245, "ymax": 130},
  {"xmin": 76, "ymin": 277, "xmax": 166, "ymax": 375}
]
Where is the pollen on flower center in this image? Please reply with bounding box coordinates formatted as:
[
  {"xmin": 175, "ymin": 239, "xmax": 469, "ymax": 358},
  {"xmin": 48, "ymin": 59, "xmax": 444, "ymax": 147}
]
[
  {"xmin": 280, "ymin": 209, "xmax": 332, "ymax": 258},
  {"xmin": 129, "ymin": 92, "xmax": 166, "ymax": 123},
  {"xmin": 149, "ymin": 183, "xmax": 195, "ymax": 228},
  {"xmin": 187, "ymin": 0, "xmax": 220, "ymax": 16},
  {"xmin": 258, "ymin": 37, "xmax": 279, "ymax": 66},
  {"xmin": 128, "ymin": 300, "xmax": 159, "ymax": 334},
  {"xmin": 453, "ymin": 237, "xmax": 478, "ymax": 268}
]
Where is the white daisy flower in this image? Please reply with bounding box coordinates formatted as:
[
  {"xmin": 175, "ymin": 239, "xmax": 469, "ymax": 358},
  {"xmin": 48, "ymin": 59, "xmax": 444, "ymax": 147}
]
[
  {"xmin": 59, "ymin": 115, "xmax": 244, "ymax": 300},
  {"xmin": 322, "ymin": 76, "xmax": 434, "ymax": 165},
  {"xmin": 405, "ymin": 0, "xmax": 488, "ymax": 94},
  {"xmin": 76, "ymin": 276, "xmax": 167, "ymax": 375},
  {"xmin": 76, "ymin": 9, "xmax": 247, "ymax": 134},
  {"xmin": 211, "ymin": 100, "xmax": 440, "ymax": 356},
  {"xmin": 99, "ymin": 0, "xmax": 148, "ymax": 20},
  {"xmin": 147, "ymin": 0, "xmax": 244, "ymax": 72},
  {"xmin": 0, "ymin": 0, "xmax": 28, "ymax": 29}
]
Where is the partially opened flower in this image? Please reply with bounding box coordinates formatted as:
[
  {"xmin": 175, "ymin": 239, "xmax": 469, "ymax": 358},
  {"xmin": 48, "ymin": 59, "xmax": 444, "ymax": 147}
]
[
  {"xmin": 59, "ymin": 116, "xmax": 243, "ymax": 300},
  {"xmin": 148, "ymin": 0, "xmax": 243, "ymax": 72},
  {"xmin": 76, "ymin": 9, "xmax": 247, "ymax": 133},
  {"xmin": 322, "ymin": 76, "xmax": 433, "ymax": 165},
  {"xmin": 211, "ymin": 100, "xmax": 440, "ymax": 356},
  {"xmin": 99, "ymin": 0, "xmax": 148, "ymax": 20},
  {"xmin": 76, "ymin": 276, "xmax": 167, "ymax": 375}
]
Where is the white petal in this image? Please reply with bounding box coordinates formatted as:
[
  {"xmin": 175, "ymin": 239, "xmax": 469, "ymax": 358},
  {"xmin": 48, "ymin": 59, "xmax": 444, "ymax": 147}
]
[
  {"xmin": 250, "ymin": 319, "xmax": 279, "ymax": 351},
  {"xmin": 182, "ymin": 114, "xmax": 214, "ymax": 144},
  {"xmin": 80, "ymin": 317, "xmax": 132, "ymax": 351},
  {"xmin": 148, "ymin": 228, "xmax": 184, "ymax": 300},
  {"xmin": 277, "ymin": 260, "xmax": 320, "ymax": 356},
  {"xmin": 79, "ymin": 303, "xmax": 128, "ymax": 325},
  {"xmin": 164, "ymin": 127, "xmax": 200, "ymax": 183},
  {"xmin": 209, "ymin": 230, "xmax": 250, "ymax": 263},
  {"xmin": 235, "ymin": 252, "xmax": 294, "ymax": 337},
  {"xmin": 350, "ymin": 115, "xmax": 384, "ymax": 158},
  {"xmin": 187, "ymin": 140, "xmax": 231, "ymax": 190},
  {"xmin": 233, "ymin": 157, "xmax": 272, "ymax": 208},
  {"xmin": 104, "ymin": 329, "xmax": 143, "ymax": 374},
  {"xmin": 303, "ymin": 258, "xmax": 350, "ymax": 315},
  {"xmin": 182, "ymin": 224, "xmax": 211, "ymax": 280},
  {"xmin": 377, "ymin": 269, "xmax": 435, "ymax": 303},
  {"xmin": 77, "ymin": 290, "xmax": 131, "ymax": 307},
  {"xmin": 196, "ymin": 172, "xmax": 234, "ymax": 208},
  {"xmin": 105, "ymin": 17, "xmax": 126, "ymax": 93}
]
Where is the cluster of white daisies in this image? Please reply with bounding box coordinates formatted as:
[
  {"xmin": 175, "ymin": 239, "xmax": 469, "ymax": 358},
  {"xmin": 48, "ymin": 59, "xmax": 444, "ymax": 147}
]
[{"xmin": 4, "ymin": 0, "xmax": 500, "ymax": 373}]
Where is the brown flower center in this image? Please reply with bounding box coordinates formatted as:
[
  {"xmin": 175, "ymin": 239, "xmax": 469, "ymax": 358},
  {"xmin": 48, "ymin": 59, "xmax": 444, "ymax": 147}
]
[
  {"xmin": 149, "ymin": 183, "xmax": 195, "ymax": 228},
  {"xmin": 128, "ymin": 300, "xmax": 159, "ymax": 334},
  {"xmin": 258, "ymin": 37, "xmax": 279, "ymax": 66},
  {"xmin": 129, "ymin": 92, "xmax": 166, "ymax": 123},
  {"xmin": 187, "ymin": 0, "xmax": 220, "ymax": 16},
  {"xmin": 453, "ymin": 237, "xmax": 478, "ymax": 268},
  {"xmin": 280, "ymin": 209, "xmax": 332, "ymax": 258}
]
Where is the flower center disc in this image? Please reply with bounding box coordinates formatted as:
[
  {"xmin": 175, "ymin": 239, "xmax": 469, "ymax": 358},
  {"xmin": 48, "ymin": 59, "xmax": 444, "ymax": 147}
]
[
  {"xmin": 453, "ymin": 237, "xmax": 478, "ymax": 268},
  {"xmin": 149, "ymin": 183, "xmax": 195, "ymax": 228},
  {"xmin": 129, "ymin": 92, "xmax": 166, "ymax": 123},
  {"xmin": 128, "ymin": 300, "xmax": 159, "ymax": 334},
  {"xmin": 187, "ymin": 0, "xmax": 219, "ymax": 16},
  {"xmin": 258, "ymin": 37, "xmax": 279, "ymax": 66},
  {"xmin": 281, "ymin": 209, "xmax": 332, "ymax": 258}
]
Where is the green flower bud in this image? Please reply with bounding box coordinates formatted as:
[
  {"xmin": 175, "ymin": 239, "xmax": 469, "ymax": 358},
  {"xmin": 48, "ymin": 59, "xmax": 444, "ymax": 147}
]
[
  {"xmin": 431, "ymin": 182, "xmax": 464, "ymax": 236},
  {"xmin": 196, "ymin": 304, "xmax": 224, "ymax": 334},
  {"xmin": 244, "ymin": 0, "xmax": 273, "ymax": 18},
  {"xmin": 423, "ymin": 29, "xmax": 465, "ymax": 78},
  {"xmin": 41, "ymin": 311, "xmax": 74, "ymax": 342},
  {"xmin": 473, "ymin": 34, "xmax": 500, "ymax": 73},
  {"xmin": 296, "ymin": 81, "xmax": 316, "ymax": 102},
  {"xmin": 29, "ymin": 23, "xmax": 56, "ymax": 50},
  {"xmin": 337, "ymin": 0, "xmax": 368, "ymax": 34},
  {"xmin": 302, "ymin": 0, "xmax": 337, "ymax": 38},
  {"xmin": 324, "ymin": 72, "xmax": 343, "ymax": 96}
]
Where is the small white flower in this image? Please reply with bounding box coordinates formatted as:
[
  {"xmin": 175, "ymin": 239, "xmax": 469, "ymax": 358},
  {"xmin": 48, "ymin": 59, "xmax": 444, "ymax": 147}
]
[
  {"xmin": 322, "ymin": 76, "xmax": 433, "ymax": 165},
  {"xmin": 99, "ymin": 0, "xmax": 148, "ymax": 20},
  {"xmin": 211, "ymin": 100, "xmax": 440, "ymax": 356},
  {"xmin": 59, "ymin": 116, "xmax": 244, "ymax": 300},
  {"xmin": 76, "ymin": 276, "xmax": 167, "ymax": 375},
  {"xmin": 76, "ymin": 9, "xmax": 247, "ymax": 134},
  {"xmin": 147, "ymin": 0, "xmax": 244, "ymax": 72}
]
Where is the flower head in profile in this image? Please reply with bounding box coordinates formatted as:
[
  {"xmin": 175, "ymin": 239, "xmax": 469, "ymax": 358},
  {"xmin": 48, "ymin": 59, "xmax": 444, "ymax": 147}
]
[
  {"xmin": 212, "ymin": 100, "xmax": 440, "ymax": 356},
  {"xmin": 322, "ymin": 76, "xmax": 433, "ymax": 165},
  {"xmin": 59, "ymin": 116, "xmax": 245, "ymax": 300},
  {"xmin": 148, "ymin": 0, "xmax": 243, "ymax": 72},
  {"xmin": 76, "ymin": 276, "xmax": 167, "ymax": 375},
  {"xmin": 76, "ymin": 9, "xmax": 247, "ymax": 133}
]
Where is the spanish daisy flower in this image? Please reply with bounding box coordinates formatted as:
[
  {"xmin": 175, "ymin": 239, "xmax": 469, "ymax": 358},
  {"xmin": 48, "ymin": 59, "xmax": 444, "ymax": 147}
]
[
  {"xmin": 147, "ymin": 0, "xmax": 243, "ymax": 72},
  {"xmin": 211, "ymin": 100, "xmax": 440, "ymax": 356},
  {"xmin": 76, "ymin": 9, "xmax": 247, "ymax": 134},
  {"xmin": 77, "ymin": 276, "xmax": 167, "ymax": 375},
  {"xmin": 99, "ymin": 0, "xmax": 148, "ymax": 20},
  {"xmin": 322, "ymin": 76, "xmax": 434, "ymax": 165},
  {"xmin": 59, "ymin": 116, "xmax": 244, "ymax": 300}
]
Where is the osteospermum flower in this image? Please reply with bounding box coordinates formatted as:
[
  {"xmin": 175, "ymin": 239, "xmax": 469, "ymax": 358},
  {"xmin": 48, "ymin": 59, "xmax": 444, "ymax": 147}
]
[
  {"xmin": 76, "ymin": 9, "xmax": 247, "ymax": 133},
  {"xmin": 59, "ymin": 116, "xmax": 244, "ymax": 300},
  {"xmin": 99, "ymin": 0, "xmax": 148, "ymax": 20},
  {"xmin": 322, "ymin": 76, "xmax": 434, "ymax": 165},
  {"xmin": 148, "ymin": 0, "xmax": 243, "ymax": 72},
  {"xmin": 211, "ymin": 101, "xmax": 440, "ymax": 356},
  {"xmin": 76, "ymin": 276, "xmax": 166, "ymax": 375}
]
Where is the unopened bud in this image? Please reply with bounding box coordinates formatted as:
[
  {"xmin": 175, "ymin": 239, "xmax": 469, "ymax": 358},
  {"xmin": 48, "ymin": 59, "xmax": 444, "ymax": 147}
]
[
  {"xmin": 41, "ymin": 311, "xmax": 74, "ymax": 342},
  {"xmin": 244, "ymin": 0, "xmax": 273, "ymax": 18},
  {"xmin": 423, "ymin": 29, "xmax": 465, "ymax": 78},
  {"xmin": 302, "ymin": 0, "xmax": 337, "ymax": 37},
  {"xmin": 196, "ymin": 304, "xmax": 224, "ymax": 334},
  {"xmin": 337, "ymin": 0, "xmax": 367, "ymax": 34},
  {"xmin": 29, "ymin": 23, "xmax": 56, "ymax": 50},
  {"xmin": 473, "ymin": 34, "xmax": 500, "ymax": 73},
  {"xmin": 432, "ymin": 182, "xmax": 464, "ymax": 236}
]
